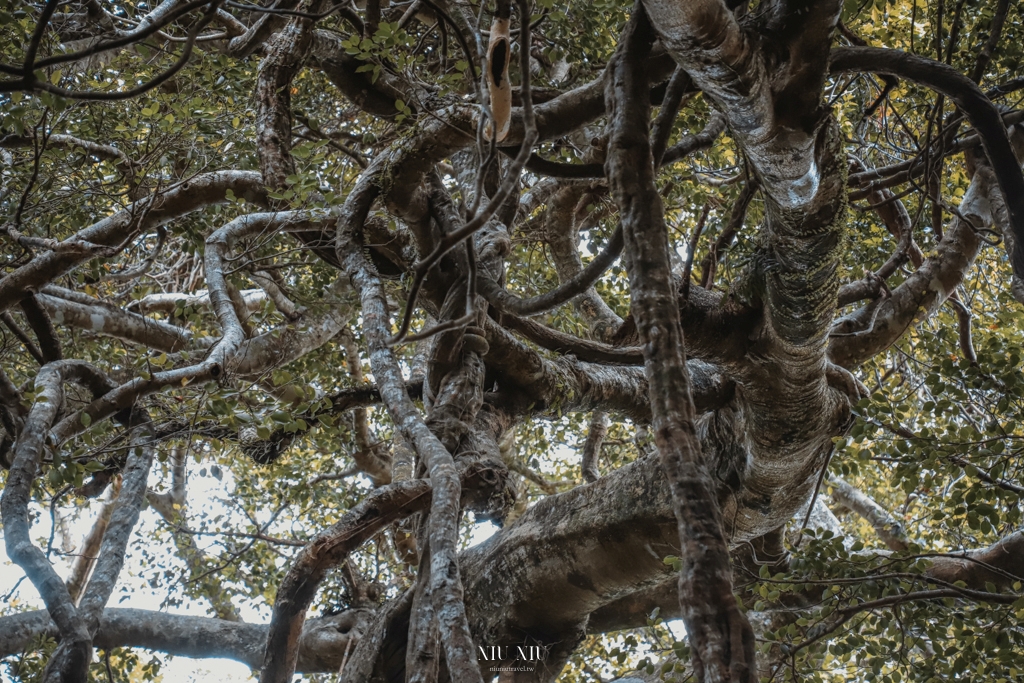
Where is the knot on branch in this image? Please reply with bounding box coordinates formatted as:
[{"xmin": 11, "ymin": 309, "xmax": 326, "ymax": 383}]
[
  {"xmin": 462, "ymin": 326, "xmax": 490, "ymax": 355},
  {"xmin": 461, "ymin": 457, "xmax": 518, "ymax": 525},
  {"xmin": 239, "ymin": 426, "xmax": 297, "ymax": 465},
  {"xmin": 298, "ymin": 608, "xmax": 376, "ymax": 672}
]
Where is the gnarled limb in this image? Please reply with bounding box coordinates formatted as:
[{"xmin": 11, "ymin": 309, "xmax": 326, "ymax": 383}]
[
  {"xmin": 255, "ymin": 11, "xmax": 317, "ymax": 191},
  {"xmin": 66, "ymin": 479, "xmax": 120, "ymax": 605},
  {"xmin": 0, "ymin": 171, "xmax": 267, "ymax": 316},
  {"xmin": 38, "ymin": 293, "xmax": 198, "ymax": 353},
  {"xmin": 340, "ymin": 330, "xmax": 393, "ymax": 485},
  {"xmin": 481, "ymin": 317, "xmax": 734, "ymax": 422},
  {"xmin": 335, "ymin": 176, "xmax": 485, "ymax": 683},
  {"xmin": 477, "ymin": 225, "xmax": 624, "ymax": 318},
  {"xmin": 661, "ymin": 111, "xmax": 726, "ymax": 166},
  {"xmin": 45, "ymin": 410, "xmax": 155, "ymax": 681},
  {"xmin": 699, "ymin": 179, "xmax": 758, "ymax": 290},
  {"xmin": 605, "ymin": 9, "xmax": 754, "ymax": 682},
  {"xmin": 503, "ymin": 314, "xmax": 643, "ymax": 365},
  {"xmin": 581, "ymin": 410, "xmax": 608, "ymax": 483},
  {"xmin": 259, "ymin": 476, "xmax": 434, "ymax": 683},
  {"xmin": 1, "ymin": 310, "xmax": 46, "ymax": 364},
  {"xmin": 829, "ymin": 148, "xmax": 1013, "ymax": 367},
  {"xmin": 18, "ymin": 294, "xmax": 62, "ymax": 362},
  {"xmin": 838, "ymin": 178, "xmax": 922, "ymax": 306},
  {"xmin": 0, "ymin": 361, "xmax": 117, "ymax": 683}
]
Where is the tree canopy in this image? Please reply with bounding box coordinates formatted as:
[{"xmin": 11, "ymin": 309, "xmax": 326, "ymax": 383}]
[{"xmin": 1, "ymin": 1, "xmax": 1024, "ymax": 682}]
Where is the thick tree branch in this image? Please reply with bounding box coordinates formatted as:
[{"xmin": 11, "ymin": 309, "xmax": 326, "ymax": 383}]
[
  {"xmin": 0, "ymin": 171, "xmax": 267, "ymax": 317},
  {"xmin": 0, "ymin": 361, "xmax": 116, "ymax": 683},
  {"xmin": 699, "ymin": 179, "xmax": 758, "ymax": 289},
  {"xmin": 0, "ymin": 607, "xmax": 372, "ymax": 673},
  {"xmin": 1, "ymin": 311, "xmax": 46, "ymax": 364},
  {"xmin": 131, "ymin": 288, "xmax": 267, "ymax": 315},
  {"xmin": 66, "ymin": 480, "xmax": 120, "ymax": 605},
  {"xmin": 46, "ymin": 411, "xmax": 155, "ymax": 681},
  {"xmin": 828, "ymin": 477, "xmax": 909, "ymax": 551},
  {"xmin": 0, "ymin": 133, "xmax": 135, "ymax": 169},
  {"xmin": 37, "ymin": 293, "xmax": 199, "ymax": 353},
  {"xmin": 330, "ymin": 174, "xmax": 484, "ymax": 683},
  {"xmin": 480, "ymin": 317, "xmax": 734, "ymax": 421},
  {"xmin": 605, "ymin": 9, "xmax": 754, "ymax": 682},
  {"xmin": 581, "ymin": 410, "xmax": 608, "ymax": 483},
  {"xmin": 478, "ymin": 226, "xmax": 624, "ymax": 317},
  {"xmin": 260, "ymin": 477, "xmax": 432, "ymax": 683},
  {"xmin": 829, "ymin": 145, "xmax": 1016, "ymax": 367}
]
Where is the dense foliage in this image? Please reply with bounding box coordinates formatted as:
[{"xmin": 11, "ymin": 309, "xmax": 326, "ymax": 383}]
[{"xmin": 1, "ymin": 1, "xmax": 1023, "ymax": 682}]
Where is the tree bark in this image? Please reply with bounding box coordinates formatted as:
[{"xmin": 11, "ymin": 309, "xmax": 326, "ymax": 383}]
[{"xmin": 605, "ymin": 8, "xmax": 754, "ymax": 682}]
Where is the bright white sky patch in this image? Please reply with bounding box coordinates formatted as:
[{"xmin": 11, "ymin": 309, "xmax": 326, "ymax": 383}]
[
  {"xmin": 0, "ymin": 468, "xmax": 264, "ymax": 681},
  {"xmin": 468, "ymin": 520, "xmax": 501, "ymax": 547}
]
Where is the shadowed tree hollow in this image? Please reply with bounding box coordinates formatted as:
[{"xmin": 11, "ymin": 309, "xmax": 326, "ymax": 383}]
[{"xmin": 1, "ymin": 1, "xmax": 1024, "ymax": 682}]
